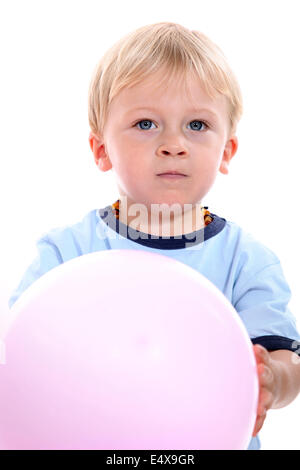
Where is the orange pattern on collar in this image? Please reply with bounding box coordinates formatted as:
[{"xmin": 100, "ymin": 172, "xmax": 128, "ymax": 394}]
[{"xmin": 111, "ymin": 199, "xmax": 213, "ymax": 227}]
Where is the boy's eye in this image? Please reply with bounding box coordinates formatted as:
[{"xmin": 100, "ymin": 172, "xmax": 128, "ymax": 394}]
[
  {"xmin": 135, "ymin": 120, "xmax": 156, "ymax": 130},
  {"xmin": 134, "ymin": 119, "xmax": 208, "ymax": 131},
  {"xmin": 188, "ymin": 120, "xmax": 208, "ymax": 131}
]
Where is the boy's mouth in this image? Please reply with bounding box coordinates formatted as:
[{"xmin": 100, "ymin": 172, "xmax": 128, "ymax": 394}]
[
  {"xmin": 157, "ymin": 174, "xmax": 187, "ymax": 179},
  {"xmin": 157, "ymin": 171, "xmax": 187, "ymax": 176}
]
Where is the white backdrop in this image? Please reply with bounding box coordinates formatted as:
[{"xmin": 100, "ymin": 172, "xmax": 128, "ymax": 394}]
[{"xmin": 1, "ymin": 0, "xmax": 300, "ymax": 450}]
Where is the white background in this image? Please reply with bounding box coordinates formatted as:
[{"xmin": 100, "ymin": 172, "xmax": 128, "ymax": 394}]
[{"xmin": 1, "ymin": 0, "xmax": 300, "ymax": 450}]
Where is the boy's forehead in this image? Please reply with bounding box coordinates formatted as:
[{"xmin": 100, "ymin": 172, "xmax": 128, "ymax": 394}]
[
  {"xmin": 112, "ymin": 71, "xmax": 226, "ymax": 114},
  {"xmin": 124, "ymin": 70, "xmax": 207, "ymax": 98}
]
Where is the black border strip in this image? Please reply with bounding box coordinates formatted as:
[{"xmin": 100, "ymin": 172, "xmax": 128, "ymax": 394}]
[{"xmin": 251, "ymin": 335, "xmax": 300, "ymax": 354}]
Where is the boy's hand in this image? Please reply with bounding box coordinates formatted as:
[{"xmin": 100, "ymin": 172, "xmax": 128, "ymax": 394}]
[{"xmin": 252, "ymin": 344, "xmax": 280, "ymax": 437}]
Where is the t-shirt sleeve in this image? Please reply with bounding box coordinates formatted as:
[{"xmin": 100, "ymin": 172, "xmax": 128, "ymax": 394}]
[
  {"xmin": 232, "ymin": 260, "xmax": 300, "ymax": 353},
  {"xmin": 8, "ymin": 237, "xmax": 63, "ymax": 309}
]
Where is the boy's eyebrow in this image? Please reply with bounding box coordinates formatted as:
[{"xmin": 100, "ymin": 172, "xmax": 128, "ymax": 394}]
[{"xmin": 125, "ymin": 107, "xmax": 219, "ymax": 119}]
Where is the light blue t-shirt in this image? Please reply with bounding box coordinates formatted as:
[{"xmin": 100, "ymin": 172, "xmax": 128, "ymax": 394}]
[{"xmin": 8, "ymin": 204, "xmax": 300, "ymax": 450}]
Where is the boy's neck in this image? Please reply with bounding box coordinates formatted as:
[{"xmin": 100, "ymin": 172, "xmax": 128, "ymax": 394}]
[{"xmin": 117, "ymin": 196, "xmax": 206, "ymax": 237}]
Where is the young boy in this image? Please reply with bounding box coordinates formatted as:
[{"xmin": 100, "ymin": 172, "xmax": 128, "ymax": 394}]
[{"xmin": 8, "ymin": 22, "xmax": 300, "ymax": 450}]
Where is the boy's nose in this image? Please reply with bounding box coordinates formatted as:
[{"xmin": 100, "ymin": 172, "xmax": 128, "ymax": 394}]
[{"xmin": 156, "ymin": 144, "xmax": 188, "ymax": 157}]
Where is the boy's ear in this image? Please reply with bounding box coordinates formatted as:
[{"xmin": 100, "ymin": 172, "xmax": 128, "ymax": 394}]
[
  {"xmin": 219, "ymin": 135, "xmax": 238, "ymax": 175},
  {"xmin": 89, "ymin": 132, "xmax": 112, "ymax": 172}
]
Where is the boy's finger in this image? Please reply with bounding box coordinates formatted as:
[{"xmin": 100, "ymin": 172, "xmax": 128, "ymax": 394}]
[
  {"xmin": 253, "ymin": 344, "xmax": 270, "ymax": 365},
  {"xmin": 257, "ymin": 363, "xmax": 273, "ymax": 387},
  {"xmin": 253, "ymin": 345, "xmax": 265, "ymax": 364}
]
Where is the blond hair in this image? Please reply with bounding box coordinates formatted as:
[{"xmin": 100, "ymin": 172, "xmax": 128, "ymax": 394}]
[{"xmin": 88, "ymin": 22, "xmax": 243, "ymax": 137}]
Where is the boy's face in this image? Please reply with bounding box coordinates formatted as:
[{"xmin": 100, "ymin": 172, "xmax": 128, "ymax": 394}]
[{"xmin": 90, "ymin": 68, "xmax": 238, "ymax": 220}]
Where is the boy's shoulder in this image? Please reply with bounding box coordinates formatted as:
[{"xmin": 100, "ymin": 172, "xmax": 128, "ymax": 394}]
[
  {"xmin": 218, "ymin": 217, "xmax": 282, "ymax": 285},
  {"xmin": 216, "ymin": 216, "xmax": 281, "ymax": 266},
  {"xmin": 37, "ymin": 209, "xmax": 103, "ymax": 260}
]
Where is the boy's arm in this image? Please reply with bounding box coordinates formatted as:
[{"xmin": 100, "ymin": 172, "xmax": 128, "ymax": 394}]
[{"xmin": 252, "ymin": 344, "xmax": 300, "ymax": 437}]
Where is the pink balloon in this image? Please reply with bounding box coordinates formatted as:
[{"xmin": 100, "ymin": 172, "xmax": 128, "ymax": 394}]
[{"xmin": 0, "ymin": 250, "xmax": 258, "ymax": 450}]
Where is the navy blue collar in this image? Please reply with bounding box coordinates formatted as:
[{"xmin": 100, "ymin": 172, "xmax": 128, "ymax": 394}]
[{"xmin": 98, "ymin": 205, "xmax": 226, "ymax": 250}]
